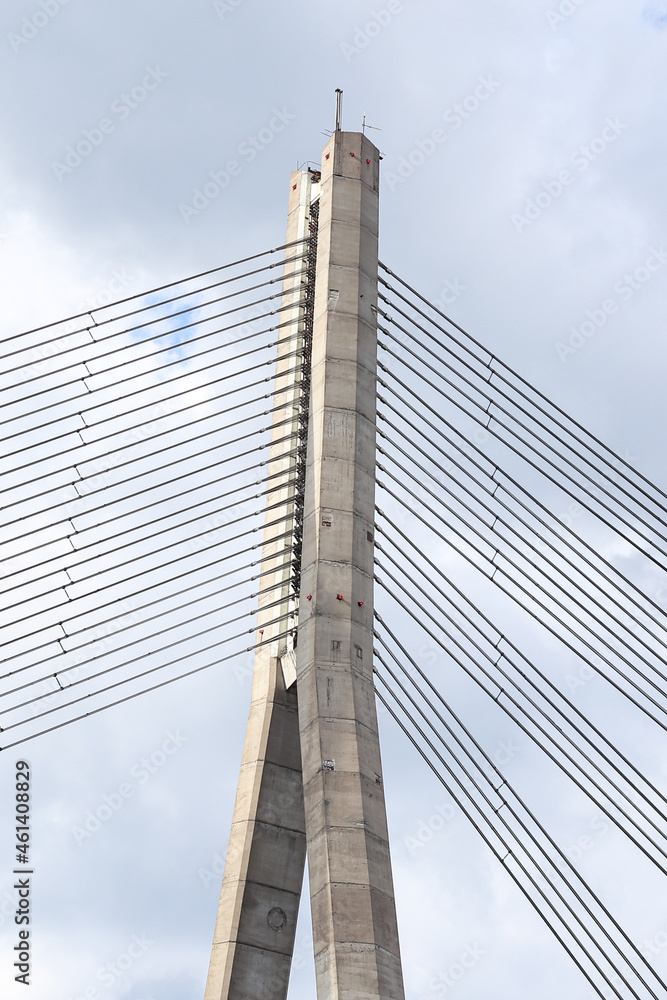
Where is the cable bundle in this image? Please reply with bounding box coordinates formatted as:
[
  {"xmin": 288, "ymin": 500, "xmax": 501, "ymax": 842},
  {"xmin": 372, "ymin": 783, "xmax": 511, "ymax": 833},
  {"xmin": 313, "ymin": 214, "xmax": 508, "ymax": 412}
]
[
  {"xmin": 374, "ymin": 262, "xmax": 667, "ymax": 999},
  {"xmin": 0, "ymin": 240, "xmax": 311, "ymax": 747}
]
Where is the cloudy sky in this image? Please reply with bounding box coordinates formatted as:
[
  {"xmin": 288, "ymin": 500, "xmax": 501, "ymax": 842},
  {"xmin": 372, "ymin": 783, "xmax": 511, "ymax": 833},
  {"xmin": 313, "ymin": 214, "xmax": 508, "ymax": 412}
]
[{"xmin": 2, "ymin": 1, "xmax": 667, "ymax": 999}]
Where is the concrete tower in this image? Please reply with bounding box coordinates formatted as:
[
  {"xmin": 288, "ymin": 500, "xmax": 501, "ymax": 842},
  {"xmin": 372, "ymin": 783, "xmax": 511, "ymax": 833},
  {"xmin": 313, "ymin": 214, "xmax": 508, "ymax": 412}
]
[{"xmin": 204, "ymin": 127, "xmax": 405, "ymax": 1000}]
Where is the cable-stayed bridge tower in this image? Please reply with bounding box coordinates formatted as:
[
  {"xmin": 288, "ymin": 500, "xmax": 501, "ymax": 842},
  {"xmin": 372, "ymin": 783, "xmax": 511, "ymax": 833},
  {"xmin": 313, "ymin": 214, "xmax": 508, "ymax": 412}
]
[
  {"xmin": 3, "ymin": 98, "xmax": 667, "ymax": 1000},
  {"xmin": 204, "ymin": 126, "xmax": 404, "ymax": 1000}
]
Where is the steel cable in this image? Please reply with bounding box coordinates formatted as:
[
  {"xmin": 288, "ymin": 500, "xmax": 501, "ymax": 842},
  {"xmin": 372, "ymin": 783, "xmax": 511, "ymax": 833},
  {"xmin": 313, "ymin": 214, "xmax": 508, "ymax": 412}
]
[
  {"xmin": 3, "ymin": 397, "xmax": 294, "ymax": 557},
  {"xmin": 1, "ymin": 547, "xmax": 294, "ymax": 680},
  {"xmin": 2, "ymin": 395, "xmax": 300, "ymax": 525},
  {"xmin": 373, "ymin": 680, "xmax": 630, "ymax": 1000},
  {"xmin": 2, "ymin": 306, "xmax": 306, "ymax": 434},
  {"xmin": 3, "ymin": 478, "xmax": 298, "ymax": 615},
  {"xmin": 377, "ymin": 411, "xmax": 667, "ymax": 691},
  {"xmin": 7, "ymin": 238, "xmax": 310, "ymax": 349},
  {"xmin": 377, "ymin": 470, "xmax": 667, "ymax": 731},
  {"xmin": 375, "ymin": 538, "xmax": 667, "ymax": 850},
  {"xmin": 2, "ymin": 521, "xmax": 296, "ymax": 662},
  {"xmin": 0, "ymin": 626, "xmax": 296, "ymax": 751},
  {"xmin": 374, "ymin": 642, "xmax": 663, "ymax": 1000},
  {"xmin": 373, "ymin": 562, "xmax": 667, "ymax": 872},
  {"xmin": 379, "ymin": 263, "xmax": 667, "ymax": 516},
  {"xmin": 6, "ymin": 386, "xmax": 298, "ymax": 513},
  {"xmin": 0, "ymin": 607, "xmax": 295, "ymax": 735},
  {"xmin": 1, "ymin": 258, "xmax": 308, "ymax": 405},
  {"xmin": 378, "ymin": 306, "xmax": 667, "ymax": 540},
  {"xmin": 1, "ymin": 427, "xmax": 300, "ymax": 546},
  {"xmin": 377, "ymin": 379, "xmax": 667, "ymax": 653},
  {"xmin": 376, "ymin": 510, "xmax": 667, "ymax": 824},
  {"xmin": 2, "ymin": 581, "xmax": 294, "ymax": 717},
  {"xmin": 3, "ymin": 317, "xmax": 306, "ymax": 464},
  {"xmin": 378, "ymin": 327, "xmax": 667, "ymax": 578}
]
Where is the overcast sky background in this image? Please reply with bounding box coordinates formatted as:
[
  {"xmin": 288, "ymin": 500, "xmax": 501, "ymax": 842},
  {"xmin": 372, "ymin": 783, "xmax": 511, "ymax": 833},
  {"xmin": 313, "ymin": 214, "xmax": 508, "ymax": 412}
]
[{"xmin": 2, "ymin": 1, "xmax": 667, "ymax": 999}]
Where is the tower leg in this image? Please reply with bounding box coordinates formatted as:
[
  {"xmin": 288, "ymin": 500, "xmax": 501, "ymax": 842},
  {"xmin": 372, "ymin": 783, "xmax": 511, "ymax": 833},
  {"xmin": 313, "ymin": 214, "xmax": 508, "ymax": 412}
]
[
  {"xmin": 297, "ymin": 131, "xmax": 405, "ymax": 1000},
  {"xmin": 204, "ymin": 171, "xmax": 320, "ymax": 1000},
  {"xmin": 204, "ymin": 649, "xmax": 306, "ymax": 1000}
]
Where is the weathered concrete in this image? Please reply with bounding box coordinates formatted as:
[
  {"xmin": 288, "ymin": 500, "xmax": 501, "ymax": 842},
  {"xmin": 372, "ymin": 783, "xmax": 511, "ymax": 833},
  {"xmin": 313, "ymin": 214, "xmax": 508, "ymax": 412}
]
[
  {"xmin": 296, "ymin": 131, "xmax": 405, "ymax": 1000},
  {"xmin": 205, "ymin": 134, "xmax": 404, "ymax": 1000},
  {"xmin": 203, "ymin": 169, "xmax": 320, "ymax": 1000}
]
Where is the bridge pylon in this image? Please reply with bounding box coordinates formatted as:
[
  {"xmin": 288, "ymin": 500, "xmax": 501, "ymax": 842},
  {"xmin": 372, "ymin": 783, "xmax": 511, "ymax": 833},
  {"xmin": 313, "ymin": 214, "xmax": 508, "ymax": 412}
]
[{"xmin": 204, "ymin": 129, "xmax": 405, "ymax": 1000}]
